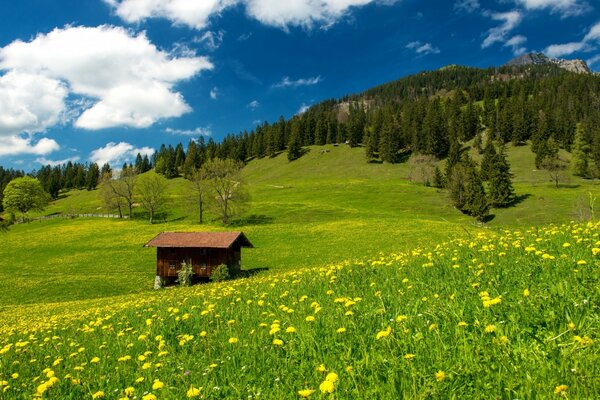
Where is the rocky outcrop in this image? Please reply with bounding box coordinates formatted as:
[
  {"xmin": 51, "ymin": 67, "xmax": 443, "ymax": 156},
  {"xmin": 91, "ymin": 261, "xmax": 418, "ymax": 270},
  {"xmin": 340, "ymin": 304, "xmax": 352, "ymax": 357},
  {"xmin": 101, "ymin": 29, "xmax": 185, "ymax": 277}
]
[{"xmin": 505, "ymin": 52, "xmax": 591, "ymax": 74}]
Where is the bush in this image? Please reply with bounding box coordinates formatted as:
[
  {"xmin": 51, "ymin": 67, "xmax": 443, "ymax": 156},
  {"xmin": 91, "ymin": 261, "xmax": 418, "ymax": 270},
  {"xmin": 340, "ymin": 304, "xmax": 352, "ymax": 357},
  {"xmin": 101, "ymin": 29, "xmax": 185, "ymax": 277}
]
[
  {"xmin": 177, "ymin": 261, "xmax": 194, "ymax": 287},
  {"xmin": 210, "ymin": 264, "xmax": 230, "ymax": 282}
]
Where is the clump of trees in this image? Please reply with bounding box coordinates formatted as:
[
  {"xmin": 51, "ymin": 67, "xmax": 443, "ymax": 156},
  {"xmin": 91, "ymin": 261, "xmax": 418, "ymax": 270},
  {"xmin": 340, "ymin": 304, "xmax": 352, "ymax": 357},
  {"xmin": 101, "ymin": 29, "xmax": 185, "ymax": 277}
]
[{"xmin": 2, "ymin": 177, "xmax": 49, "ymax": 222}]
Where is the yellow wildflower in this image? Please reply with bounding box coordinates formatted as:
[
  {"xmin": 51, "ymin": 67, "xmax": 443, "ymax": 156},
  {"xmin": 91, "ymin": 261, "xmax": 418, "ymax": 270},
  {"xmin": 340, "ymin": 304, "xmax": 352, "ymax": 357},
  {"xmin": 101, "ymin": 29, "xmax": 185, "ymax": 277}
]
[
  {"xmin": 273, "ymin": 338, "xmax": 284, "ymax": 346},
  {"xmin": 404, "ymin": 354, "xmax": 415, "ymax": 360},
  {"xmin": 485, "ymin": 325, "xmax": 496, "ymax": 333},
  {"xmin": 554, "ymin": 385, "xmax": 568, "ymax": 395},
  {"xmin": 228, "ymin": 337, "xmax": 239, "ymax": 344},
  {"xmin": 298, "ymin": 389, "xmax": 315, "ymax": 397},
  {"xmin": 376, "ymin": 326, "xmax": 392, "ymax": 340},
  {"xmin": 124, "ymin": 387, "xmax": 135, "ymax": 396},
  {"xmin": 435, "ymin": 370, "xmax": 446, "ymax": 382},
  {"xmin": 152, "ymin": 379, "xmax": 164, "ymax": 390},
  {"xmin": 92, "ymin": 391, "xmax": 105, "ymax": 399},
  {"xmin": 319, "ymin": 380, "xmax": 335, "ymax": 394},
  {"xmin": 336, "ymin": 327, "xmax": 346, "ymax": 334},
  {"xmin": 187, "ymin": 386, "xmax": 201, "ymax": 398}
]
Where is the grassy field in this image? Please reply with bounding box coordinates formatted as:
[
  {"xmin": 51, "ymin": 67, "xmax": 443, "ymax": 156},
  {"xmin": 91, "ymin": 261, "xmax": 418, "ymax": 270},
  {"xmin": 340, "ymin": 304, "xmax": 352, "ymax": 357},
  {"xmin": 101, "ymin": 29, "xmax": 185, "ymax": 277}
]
[
  {"xmin": 1, "ymin": 144, "xmax": 599, "ymax": 308},
  {"xmin": 0, "ymin": 221, "xmax": 598, "ymax": 399}
]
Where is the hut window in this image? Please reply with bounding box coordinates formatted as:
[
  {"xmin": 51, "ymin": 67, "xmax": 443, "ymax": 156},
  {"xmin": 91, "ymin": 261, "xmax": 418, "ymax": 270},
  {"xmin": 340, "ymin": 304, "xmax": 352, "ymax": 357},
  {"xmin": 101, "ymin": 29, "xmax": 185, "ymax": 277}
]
[
  {"xmin": 200, "ymin": 262, "xmax": 207, "ymax": 271},
  {"xmin": 169, "ymin": 261, "xmax": 177, "ymax": 269}
]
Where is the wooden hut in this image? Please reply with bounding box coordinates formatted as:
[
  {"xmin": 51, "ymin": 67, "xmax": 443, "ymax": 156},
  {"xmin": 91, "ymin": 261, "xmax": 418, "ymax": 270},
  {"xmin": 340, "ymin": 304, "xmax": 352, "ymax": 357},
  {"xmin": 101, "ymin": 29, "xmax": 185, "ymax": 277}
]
[{"xmin": 145, "ymin": 232, "xmax": 253, "ymax": 285}]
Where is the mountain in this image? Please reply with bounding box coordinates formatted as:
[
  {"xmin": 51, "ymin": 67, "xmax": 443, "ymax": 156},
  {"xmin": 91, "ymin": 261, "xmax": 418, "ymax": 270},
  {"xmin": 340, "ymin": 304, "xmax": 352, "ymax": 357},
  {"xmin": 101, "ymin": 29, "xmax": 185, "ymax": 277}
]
[{"xmin": 505, "ymin": 52, "xmax": 591, "ymax": 74}]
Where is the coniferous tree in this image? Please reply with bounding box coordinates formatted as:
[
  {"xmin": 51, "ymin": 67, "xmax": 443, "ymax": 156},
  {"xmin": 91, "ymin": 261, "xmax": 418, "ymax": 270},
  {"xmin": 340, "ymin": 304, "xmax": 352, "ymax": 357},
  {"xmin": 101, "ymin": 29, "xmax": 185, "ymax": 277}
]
[
  {"xmin": 444, "ymin": 137, "xmax": 462, "ymax": 185},
  {"xmin": 432, "ymin": 166, "xmax": 444, "ymax": 188},
  {"xmin": 134, "ymin": 153, "xmax": 144, "ymax": 174},
  {"xmin": 85, "ymin": 163, "xmax": 100, "ymax": 191},
  {"xmin": 287, "ymin": 121, "xmax": 302, "ymax": 162},
  {"xmin": 571, "ymin": 124, "xmax": 590, "ymax": 177},
  {"xmin": 101, "ymin": 163, "xmax": 112, "ymax": 177},
  {"xmin": 479, "ymin": 138, "xmax": 497, "ymax": 181},
  {"xmin": 464, "ymin": 164, "xmax": 489, "ymax": 222},
  {"xmin": 488, "ymin": 147, "xmax": 514, "ymax": 207}
]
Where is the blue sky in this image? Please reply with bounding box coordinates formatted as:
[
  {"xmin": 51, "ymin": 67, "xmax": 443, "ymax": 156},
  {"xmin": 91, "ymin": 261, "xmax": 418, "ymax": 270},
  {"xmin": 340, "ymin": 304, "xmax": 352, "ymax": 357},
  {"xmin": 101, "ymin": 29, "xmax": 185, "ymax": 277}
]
[{"xmin": 0, "ymin": 0, "xmax": 599, "ymax": 170}]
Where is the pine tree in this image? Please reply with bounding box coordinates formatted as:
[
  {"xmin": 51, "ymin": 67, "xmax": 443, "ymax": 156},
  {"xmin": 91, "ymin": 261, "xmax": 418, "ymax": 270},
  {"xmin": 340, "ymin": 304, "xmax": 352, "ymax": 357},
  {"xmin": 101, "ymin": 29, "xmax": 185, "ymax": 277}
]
[
  {"xmin": 364, "ymin": 126, "xmax": 377, "ymax": 162},
  {"xmin": 287, "ymin": 121, "xmax": 302, "ymax": 161},
  {"xmin": 444, "ymin": 138, "xmax": 462, "ymax": 185},
  {"xmin": 85, "ymin": 163, "xmax": 100, "ymax": 191},
  {"xmin": 571, "ymin": 124, "xmax": 590, "ymax": 177},
  {"xmin": 463, "ymin": 159, "xmax": 489, "ymax": 221},
  {"xmin": 488, "ymin": 148, "xmax": 514, "ymax": 207},
  {"xmin": 479, "ymin": 138, "xmax": 497, "ymax": 181},
  {"xmin": 134, "ymin": 153, "xmax": 143, "ymax": 174},
  {"xmin": 432, "ymin": 166, "xmax": 444, "ymax": 188}
]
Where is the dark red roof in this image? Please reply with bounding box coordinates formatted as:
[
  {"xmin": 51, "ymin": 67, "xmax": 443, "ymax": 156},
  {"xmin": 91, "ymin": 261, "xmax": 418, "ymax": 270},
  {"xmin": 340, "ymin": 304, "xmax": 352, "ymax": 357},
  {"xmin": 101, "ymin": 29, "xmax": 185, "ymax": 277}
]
[{"xmin": 144, "ymin": 231, "xmax": 253, "ymax": 249}]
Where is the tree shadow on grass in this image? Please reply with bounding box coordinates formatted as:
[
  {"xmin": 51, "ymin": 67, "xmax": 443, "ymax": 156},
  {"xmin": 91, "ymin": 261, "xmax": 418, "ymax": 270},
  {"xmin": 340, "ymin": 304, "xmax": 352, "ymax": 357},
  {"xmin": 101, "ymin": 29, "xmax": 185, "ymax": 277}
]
[
  {"xmin": 237, "ymin": 267, "xmax": 269, "ymax": 278},
  {"xmin": 229, "ymin": 214, "xmax": 274, "ymax": 226}
]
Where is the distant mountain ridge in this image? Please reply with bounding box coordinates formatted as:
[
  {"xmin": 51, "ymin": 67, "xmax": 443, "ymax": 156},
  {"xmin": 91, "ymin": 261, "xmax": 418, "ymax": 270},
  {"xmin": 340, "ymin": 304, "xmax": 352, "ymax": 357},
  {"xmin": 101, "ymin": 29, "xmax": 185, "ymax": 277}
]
[{"xmin": 505, "ymin": 52, "xmax": 591, "ymax": 74}]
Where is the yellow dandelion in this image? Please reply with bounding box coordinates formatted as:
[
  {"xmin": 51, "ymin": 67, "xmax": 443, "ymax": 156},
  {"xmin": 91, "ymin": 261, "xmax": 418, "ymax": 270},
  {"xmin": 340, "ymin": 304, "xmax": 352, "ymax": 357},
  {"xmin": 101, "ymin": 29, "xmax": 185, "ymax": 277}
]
[
  {"xmin": 457, "ymin": 321, "xmax": 468, "ymax": 327},
  {"xmin": 404, "ymin": 353, "xmax": 415, "ymax": 360},
  {"xmin": 90, "ymin": 357, "xmax": 100, "ymax": 363},
  {"xmin": 305, "ymin": 316, "xmax": 315, "ymax": 322},
  {"xmin": 124, "ymin": 387, "xmax": 135, "ymax": 396},
  {"xmin": 298, "ymin": 389, "xmax": 315, "ymax": 397},
  {"xmin": 319, "ymin": 380, "xmax": 335, "ymax": 394},
  {"xmin": 142, "ymin": 395, "xmax": 157, "ymax": 400},
  {"xmin": 485, "ymin": 325, "xmax": 496, "ymax": 333},
  {"xmin": 187, "ymin": 386, "xmax": 201, "ymax": 398},
  {"xmin": 10, "ymin": 373, "xmax": 18, "ymax": 380},
  {"xmin": 92, "ymin": 391, "xmax": 105, "ymax": 399},
  {"xmin": 285, "ymin": 326, "xmax": 296, "ymax": 333},
  {"xmin": 523, "ymin": 288, "xmax": 530, "ymax": 297},
  {"xmin": 152, "ymin": 380, "xmax": 164, "ymax": 390},
  {"xmin": 554, "ymin": 385, "xmax": 568, "ymax": 395},
  {"xmin": 435, "ymin": 370, "xmax": 446, "ymax": 382},
  {"xmin": 228, "ymin": 337, "xmax": 239, "ymax": 344},
  {"xmin": 316, "ymin": 364, "xmax": 327, "ymax": 373},
  {"xmin": 273, "ymin": 338, "xmax": 284, "ymax": 346},
  {"xmin": 325, "ymin": 372, "xmax": 338, "ymax": 383},
  {"xmin": 336, "ymin": 327, "xmax": 346, "ymax": 334},
  {"xmin": 376, "ymin": 326, "xmax": 392, "ymax": 340},
  {"xmin": 567, "ymin": 321, "xmax": 576, "ymax": 331}
]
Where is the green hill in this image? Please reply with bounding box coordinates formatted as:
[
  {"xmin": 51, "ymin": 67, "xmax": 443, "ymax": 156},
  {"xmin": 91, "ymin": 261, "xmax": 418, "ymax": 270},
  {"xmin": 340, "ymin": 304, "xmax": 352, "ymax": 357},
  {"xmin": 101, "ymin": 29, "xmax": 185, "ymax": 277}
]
[{"xmin": 1, "ymin": 143, "xmax": 598, "ymax": 308}]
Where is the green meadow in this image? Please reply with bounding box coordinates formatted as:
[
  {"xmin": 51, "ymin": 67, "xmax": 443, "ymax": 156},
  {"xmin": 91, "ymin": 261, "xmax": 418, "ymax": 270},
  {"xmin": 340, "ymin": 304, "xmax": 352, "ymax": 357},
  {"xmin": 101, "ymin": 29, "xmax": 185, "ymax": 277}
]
[{"xmin": 1, "ymin": 144, "xmax": 598, "ymax": 309}]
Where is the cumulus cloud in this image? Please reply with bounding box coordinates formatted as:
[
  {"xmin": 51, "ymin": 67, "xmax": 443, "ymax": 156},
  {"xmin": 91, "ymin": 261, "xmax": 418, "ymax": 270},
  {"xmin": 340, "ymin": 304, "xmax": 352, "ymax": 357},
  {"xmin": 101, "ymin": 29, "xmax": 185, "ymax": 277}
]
[
  {"xmin": 0, "ymin": 25, "xmax": 212, "ymax": 131},
  {"xmin": 273, "ymin": 76, "xmax": 322, "ymax": 88},
  {"xmin": 247, "ymin": 100, "xmax": 260, "ymax": 109},
  {"xmin": 512, "ymin": 0, "xmax": 590, "ymax": 17},
  {"xmin": 89, "ymin": 141, "xmax": 154, "ymax": 167},
  {"xmin": 482, "ymin": 11, "xmax": 522, "ymax": 49},
  {"xmin": 165, "ymin": 127, "xmax": 212, "ymax": 136},
  {"xmin": 504, "ymin": 35, "xmax": 527, "ymax": 55},
  {"xmin": 0, "ymin": 136, "xmax": 60, "ymax": 157},
  {"xmin": 35, "ymin": 156, "xmax": 81, "ymax": 166},
  {"xmin": 0, "ymin": 71, "xmax": 68, "ymax": 138},
  {"xmin": 105, "ymin": 0, "xmax": 397, "ymax": 30},
  {"xmin": 406, "ymin": 41, "xmax": 441, "ymax": 55}
]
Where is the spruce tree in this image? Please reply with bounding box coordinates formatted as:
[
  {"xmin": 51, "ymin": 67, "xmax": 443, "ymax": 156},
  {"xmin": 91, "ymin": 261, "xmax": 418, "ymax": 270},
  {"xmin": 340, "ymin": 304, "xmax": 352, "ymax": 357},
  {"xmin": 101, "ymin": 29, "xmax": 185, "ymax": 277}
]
[
  {"xmin": 287, "ymin": 121, "xmax": 302, "ymax": 161},
  {"xmin": 463, "ymin": 159, "xmax": 489, "ymax": 221},
  {"xmin": 488, "ymin": 148, "xmax": 514, "ymax": 207},
  {"xmin": 85, "ymin": 163, "xmax": 100, "ymax": 191},
  {"xmin": 571, "ymin": 124, "xmax": 590, "ymax": 177},
  {"xmin": 479, "ymin": 138, "xmax": 497, "ymax": 181},
  {"xmin": 432, "ymin": 166, "xmax": 444, "ymax": 188}
]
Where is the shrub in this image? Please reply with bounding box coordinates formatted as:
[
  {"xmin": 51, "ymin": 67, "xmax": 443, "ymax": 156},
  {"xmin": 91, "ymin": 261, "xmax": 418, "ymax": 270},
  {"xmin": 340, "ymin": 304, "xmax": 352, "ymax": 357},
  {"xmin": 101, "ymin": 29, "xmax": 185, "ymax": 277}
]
[
  {"xmin": 177, "ymin": 261, "xmax": 194, "ymax": 287},
  {"xmin": 210, "ymin": 264, "xmax": 230, "ymax": 282}
]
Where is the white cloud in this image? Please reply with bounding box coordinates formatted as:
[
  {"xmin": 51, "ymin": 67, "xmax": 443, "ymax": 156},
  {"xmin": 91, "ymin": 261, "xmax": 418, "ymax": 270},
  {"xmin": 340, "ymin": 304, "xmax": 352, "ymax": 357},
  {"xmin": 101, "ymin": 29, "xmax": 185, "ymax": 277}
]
[
  {"xmin": 193, "ymin": 30, "xmax": 225, "ymax": 51},
  {"xmin": 513, "ymin": 0, "xmax": 590, "ymax": 17},
  {"xmin": 588, "ymin": 54, "xmax": 600, "ymax": 66},
  {"xmin": 105, "ymin": 0, "xmax": 397, "ymax": 30},
  {"xmin": 0, "ymin": 71, "xmax": 67, "ymax": 138},
  {"xmin": 406, "ymin": 41, "xmax": 441, "ymax": 55},
  {"xmin": 0, "ymin": 25, "xmax": 212, "ymax": 131},
  {"xmin": 0, "ymin": 136, "xmax": 60, "ymax": 157},
  {"xmin": 584, "ymin": 21, "xmax": 600, "ymax": 42},
  {"xmin": 543, "ymin": 21, "xmax": 600, "ymax": 58},
  {"xmin": 482, "ymin": 11, "xmax": 522, "ymax": 49},
  {"xmin": 89, "ymin": 141, "xmax": 154, "ymax": 167},
  {"xmin": 247, "ymin": 100, "xmax": 260, "ymax": 109},
  {"xmin": 545, "ymin": 41, "xmax": 588, "ymax": 57},
  {"xmin": 238, "ymin": 32, "xmax": 253, "ymax": 41},
  {"xmin": 273, "ymin": 76, "xmax": 322, "ymax": 88},
  {"xmin": 504, "ymin": 35, "xmax": 527, "ymax": 55},
  {"xmin": 210, "ymin": 87, "xmax": 218, "ymax": 99},
  {"xmin": 454, "ymin": 0, "xmax": 479, "ymax": 13},
  {"xmin": 165, "ymin": 127, "xmax": 212, "ymax": 136},
  {"xmin": 35, "ymin": 156, "xmax": 81, "ymax": 166},
  {"xmin": 297, "ymin": 103, "xmax": 311, "ymax": 115}
]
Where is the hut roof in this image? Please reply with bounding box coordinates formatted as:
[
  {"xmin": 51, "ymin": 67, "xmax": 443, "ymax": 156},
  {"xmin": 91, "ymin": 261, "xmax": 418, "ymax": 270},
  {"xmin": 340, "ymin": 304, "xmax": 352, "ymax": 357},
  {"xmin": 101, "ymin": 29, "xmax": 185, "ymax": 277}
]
[{"xmin": 144, "ymin": 231, "xmax": 253, "ymax": 249}]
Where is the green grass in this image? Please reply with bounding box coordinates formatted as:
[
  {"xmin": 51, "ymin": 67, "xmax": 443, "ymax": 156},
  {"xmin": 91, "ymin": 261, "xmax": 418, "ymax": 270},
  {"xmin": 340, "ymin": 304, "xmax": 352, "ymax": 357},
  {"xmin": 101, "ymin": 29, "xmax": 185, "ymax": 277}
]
[
  {"xmin": 0, "ymin": 221, "xmax": 598, "ymax": 399},
  {"xmin": 1, "ymin": 143, "xmax": 599, "ymax": 308}
]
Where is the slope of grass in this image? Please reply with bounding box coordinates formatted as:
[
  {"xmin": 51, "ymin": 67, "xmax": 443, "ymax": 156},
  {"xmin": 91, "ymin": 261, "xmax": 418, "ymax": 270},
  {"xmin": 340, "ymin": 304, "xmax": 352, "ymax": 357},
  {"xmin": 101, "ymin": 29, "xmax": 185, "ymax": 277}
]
[
  {"xmin": 1, "ymin": 143, "xmax": 599, "ymax": 307},
  {"xmin": 1, "ymin": 221, "xmax": 598, "ymax": 399}
]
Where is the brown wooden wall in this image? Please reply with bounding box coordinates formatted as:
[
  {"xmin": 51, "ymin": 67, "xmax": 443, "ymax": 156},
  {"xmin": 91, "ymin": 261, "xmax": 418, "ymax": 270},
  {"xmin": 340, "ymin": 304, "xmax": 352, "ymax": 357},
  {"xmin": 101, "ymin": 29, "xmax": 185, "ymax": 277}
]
[{"xmin": 156, "ymin": 246, "xmax": 241, "ymax": 278}]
